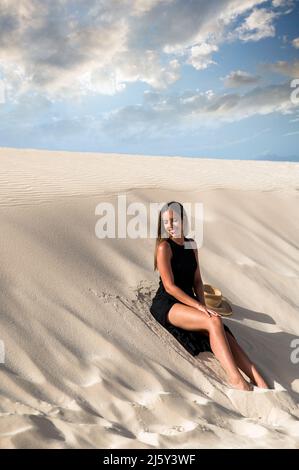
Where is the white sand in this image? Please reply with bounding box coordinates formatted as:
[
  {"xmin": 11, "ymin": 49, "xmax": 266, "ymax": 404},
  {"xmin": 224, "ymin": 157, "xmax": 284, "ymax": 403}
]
[{"xmin": 0, "ymin": 147, "xmax": 299, "ymax": 448}]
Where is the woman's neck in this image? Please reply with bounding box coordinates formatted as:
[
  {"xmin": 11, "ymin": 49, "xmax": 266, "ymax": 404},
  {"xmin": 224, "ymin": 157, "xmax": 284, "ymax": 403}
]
[{"xmin": 170, "ymin": 235, "xmax": 185, "ymax": 246}]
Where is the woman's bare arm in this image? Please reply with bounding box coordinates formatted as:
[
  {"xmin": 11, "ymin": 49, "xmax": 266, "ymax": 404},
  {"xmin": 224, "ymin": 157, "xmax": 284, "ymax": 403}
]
[{"xmin": 157, "ymin": 242, "xmax": 206, "ymax": 310}]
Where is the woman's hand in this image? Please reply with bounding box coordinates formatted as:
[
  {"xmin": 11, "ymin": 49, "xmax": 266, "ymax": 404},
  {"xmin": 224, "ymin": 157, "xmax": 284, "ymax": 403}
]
[{"xmin": 195, "ymin": 303, "xmax": 221, "ymax": 317}]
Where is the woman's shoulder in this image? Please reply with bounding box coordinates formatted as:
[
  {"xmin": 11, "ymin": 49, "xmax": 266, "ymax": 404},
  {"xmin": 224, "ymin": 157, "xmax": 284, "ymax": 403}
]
[
  {"xmin": 157, "ymin": 238, "xmax": 172, "ymax": 251},
  {"xmin": 156, "ymin": 239, "xmax": 173, "ymax": 264}
]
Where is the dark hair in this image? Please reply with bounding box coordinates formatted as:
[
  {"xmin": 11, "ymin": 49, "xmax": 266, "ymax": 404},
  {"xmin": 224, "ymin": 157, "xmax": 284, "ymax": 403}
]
[{"xmin": 153, "ymin": 201, "xmax": 189, "ymax": 271}]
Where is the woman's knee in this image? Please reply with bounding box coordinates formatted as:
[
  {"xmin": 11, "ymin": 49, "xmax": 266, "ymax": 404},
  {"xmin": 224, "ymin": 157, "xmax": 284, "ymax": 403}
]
[{"xmin": 207, "ymin": 315, "xmax": 224, "ymax": 331}]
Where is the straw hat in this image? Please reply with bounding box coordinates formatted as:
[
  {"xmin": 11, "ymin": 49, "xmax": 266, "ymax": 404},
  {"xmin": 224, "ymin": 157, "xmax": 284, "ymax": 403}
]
[{"xmin": 203, "ymin": 284, "xmax": 233, "ymax": 316}]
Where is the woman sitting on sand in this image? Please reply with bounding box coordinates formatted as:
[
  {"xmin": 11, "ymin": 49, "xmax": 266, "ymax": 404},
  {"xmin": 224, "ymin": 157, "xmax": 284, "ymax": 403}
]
[{"xmin": 149, "ymin": 201, "xmax": 269, "ymax": 391}]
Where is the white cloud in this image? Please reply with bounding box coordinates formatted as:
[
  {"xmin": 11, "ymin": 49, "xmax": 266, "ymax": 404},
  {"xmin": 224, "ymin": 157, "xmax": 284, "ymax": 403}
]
[
  {"xmin": 0, "ymin": 0, "xmax": 182, "ymax": 99},
  {"xmin": 272, "ymin": 0, "xmax": 295, "ymax": 8},
  {"xmin": 222, "ymin": 70, "xmax": 261, "ymax": 87},
  {"xmin": 0, "ymin": 0, "xmax": 288, "ymax": 99},
  {"xmin": 283, "ymin": 130, "xmax": 299, "ymax": 136},
  {"xmin": 233, "ymin": 8, "xmax": 277, "ymax": 42},
  {"xmin": 264, "ymin": 59, "xmax": 299, "ymax": 78},
  {"xmin": 130, "ymin": 0, "xmax": 173, "ymax": 17},
  {"xmin": 187, "ymin": 43, "xmax": 218, "ymax": 70},
  {"xmin": 101, "ymin": 81, "xmax": 298, "ymax": 139},
  {"xmin": 292, "ymin": 37, "xmax": 299, "ymax": 49}
]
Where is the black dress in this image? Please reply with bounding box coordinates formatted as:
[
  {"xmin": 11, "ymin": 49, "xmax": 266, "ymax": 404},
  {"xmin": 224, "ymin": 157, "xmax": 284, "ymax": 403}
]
[{"xmin": 149, "ymin": 236, "xmax": 236, "ymax": 356}]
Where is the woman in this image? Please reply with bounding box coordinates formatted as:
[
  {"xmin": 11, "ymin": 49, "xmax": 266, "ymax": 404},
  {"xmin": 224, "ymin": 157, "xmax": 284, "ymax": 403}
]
[{"xmin": 150, "ymin": 201, "xmax": 269, "ymax": 391}]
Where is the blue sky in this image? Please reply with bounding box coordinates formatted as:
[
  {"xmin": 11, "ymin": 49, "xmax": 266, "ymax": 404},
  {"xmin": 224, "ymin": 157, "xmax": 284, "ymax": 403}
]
[{"xmin": 0, "ymin": 0, "xmax": 298, "ymax": 160}]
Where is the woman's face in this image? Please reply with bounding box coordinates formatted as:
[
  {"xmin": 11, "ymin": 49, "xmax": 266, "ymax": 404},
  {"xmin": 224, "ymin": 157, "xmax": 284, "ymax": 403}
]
[{"xmin": 162, "ymin": 209, "xmax": 182, "ymax": 238}]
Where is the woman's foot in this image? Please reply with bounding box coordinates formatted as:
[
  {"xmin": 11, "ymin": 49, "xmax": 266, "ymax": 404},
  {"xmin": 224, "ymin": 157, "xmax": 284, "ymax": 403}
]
[
  {"xmin": 250, "ymin": 378, "xmax": 270, "ymax": 389},
  {"xmin": 251, "ymin": 367, "xmax": 270, "ymax": 389},
  {"xmin": 228, "ymin": 376, "xmax": 253, "ymax": 391}
]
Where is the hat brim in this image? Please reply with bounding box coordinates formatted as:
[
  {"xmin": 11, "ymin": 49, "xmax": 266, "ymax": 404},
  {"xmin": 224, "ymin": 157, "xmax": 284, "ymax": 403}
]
[{"xmin": 205, "ymin": 298, "xmax": 233, "ymax": 316}]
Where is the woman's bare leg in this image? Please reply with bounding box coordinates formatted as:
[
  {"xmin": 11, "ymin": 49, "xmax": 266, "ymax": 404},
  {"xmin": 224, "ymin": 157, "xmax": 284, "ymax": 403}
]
[
  {"xmin": 225, "ymin": 332, "xmax": 269, "ymax": 388},
  {"xmin": 207, "ymin": 316, "xmax": 253, "ymax": 390},
  {"xmin": 167, "ymin": 304, "xmax": 252, "ymax": 391}
]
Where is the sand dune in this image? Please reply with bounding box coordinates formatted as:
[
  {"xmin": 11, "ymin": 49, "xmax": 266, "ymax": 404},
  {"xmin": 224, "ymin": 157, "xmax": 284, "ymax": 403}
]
[{"xmin": 0, "ymin": 147, "xmax": 299, "ymax": 448}]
